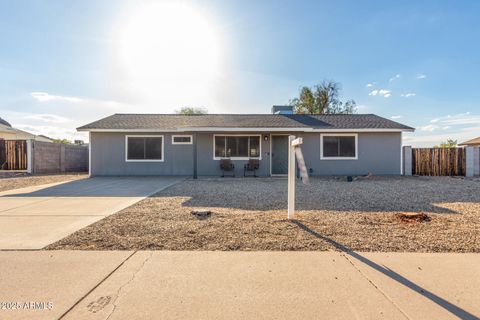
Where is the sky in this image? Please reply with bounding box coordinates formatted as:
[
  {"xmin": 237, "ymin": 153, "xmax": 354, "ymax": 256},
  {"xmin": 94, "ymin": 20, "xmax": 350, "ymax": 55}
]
[{"xmin": 0, "ymin": 0, "xmax": 479, "ymax": 146}]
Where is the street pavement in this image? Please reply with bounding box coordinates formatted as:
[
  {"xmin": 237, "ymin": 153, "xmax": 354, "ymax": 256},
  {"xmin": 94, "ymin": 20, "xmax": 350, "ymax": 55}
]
[{"xmin": 0, "ymin": 251, "xmax": 478, "ymax": 320}]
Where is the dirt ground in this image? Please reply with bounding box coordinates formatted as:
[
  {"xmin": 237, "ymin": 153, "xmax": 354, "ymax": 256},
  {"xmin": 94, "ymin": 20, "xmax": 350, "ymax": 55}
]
[
  {"xmin": 48, "ymin": 176, "xmax": 480, "ymax": 252},
  {"xmin": 0, "ymin": 173, "xmax": 87, "ymax": 192}
]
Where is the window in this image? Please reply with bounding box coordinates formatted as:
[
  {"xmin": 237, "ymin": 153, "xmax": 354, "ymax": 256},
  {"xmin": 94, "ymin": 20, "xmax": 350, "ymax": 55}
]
[
  {"xmin": 249, "ymin": 136, "xmax": 260, "ymax": 157},
  {"xmin": 215, "ymin": 136, "xmax": 226, "ymax": 158},
  {"xmin": 214, "ymin": 135, "xmax": 261, "ymax": 159},
  {"xmin": 321, "ymin": 134, "xmax": 357, "ymax": 160},
  {"xmin": 172, "ymin": 135, "xmax": 192, "ymax": 145},
  {"xmin": 126, "ymin": 135, "xmax": 163, "ymax": 161}
]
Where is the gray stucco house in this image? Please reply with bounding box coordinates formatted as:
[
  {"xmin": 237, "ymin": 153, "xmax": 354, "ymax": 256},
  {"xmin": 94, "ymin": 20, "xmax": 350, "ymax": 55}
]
[{"xmin": 78, "ymin": 106, "xmax": 414, "ymax": 177}]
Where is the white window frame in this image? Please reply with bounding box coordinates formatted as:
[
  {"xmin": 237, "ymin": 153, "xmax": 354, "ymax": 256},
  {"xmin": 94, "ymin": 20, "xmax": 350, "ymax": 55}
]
[
  {"xmin": 213, "ymin": 134, "xmax": 262, "ymax": 160},
  {"xmin": 171, "ymin": 135, "xmax": 193, "ymax": 145},
  {"xmin": 320, "ymin": 133, "xmax": 358, "ymax": 160},
  {"xmin": 125, "ymin": 135, "xmax": 164, "ymax": 162}
]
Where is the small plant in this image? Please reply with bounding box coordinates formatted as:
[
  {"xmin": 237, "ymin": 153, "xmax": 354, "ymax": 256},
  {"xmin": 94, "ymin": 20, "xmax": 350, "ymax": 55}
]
[
  {"xmin": 434, "ymin": 139, "xmax": 457, "ymax": 148},
  {"xmin": 52, "ymin": 139, "xmax": 72, "ymax": 144}
]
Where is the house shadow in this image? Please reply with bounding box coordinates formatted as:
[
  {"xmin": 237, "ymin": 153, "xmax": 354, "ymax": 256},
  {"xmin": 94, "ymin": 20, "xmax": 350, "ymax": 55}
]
[
  {"xmin": 5, "ymin": 176, "xmax": 478, "ymax": 214},
  {"xmin": 291, "ymin": 220, "xmax": 479, "ymax": 320},
  {"xmin": 154, "ymin": 177, "xmax": 479, "ymax": 214}
]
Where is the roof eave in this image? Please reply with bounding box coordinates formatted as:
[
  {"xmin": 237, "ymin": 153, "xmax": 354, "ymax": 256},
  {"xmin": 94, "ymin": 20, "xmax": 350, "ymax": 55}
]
[{"xmin": 78, "ymin": 127, "xmax": 415, "ymax": 133}]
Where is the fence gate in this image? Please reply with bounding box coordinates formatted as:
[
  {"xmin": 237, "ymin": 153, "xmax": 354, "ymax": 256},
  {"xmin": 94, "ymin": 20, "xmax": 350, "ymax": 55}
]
[
  {"xmin": 0, "ymin": 140, "xmax": 28, "ymax": 170},
  {"xmin": 412, "ymin": 148, "xmax": 466, "ymax": 176}
]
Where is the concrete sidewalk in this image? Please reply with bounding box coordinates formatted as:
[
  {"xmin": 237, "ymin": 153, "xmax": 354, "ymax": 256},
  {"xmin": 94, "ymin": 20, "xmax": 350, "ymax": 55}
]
[
  {"xmin": 0, "ymin": 251, "xmax": 478, "ymax": 320},
  {"xmin": 0, "ymin": 177, "xmax": 183, "ymax": 249}
]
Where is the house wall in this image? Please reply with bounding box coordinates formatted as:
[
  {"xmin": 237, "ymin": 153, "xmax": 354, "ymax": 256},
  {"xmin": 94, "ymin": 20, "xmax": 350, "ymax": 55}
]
[
  {"xmin": 196, "ymin": 132, "xmax": 271, "ymax": 176},
  {"xmin": 90, "ymin": 131, "xmax": 402, "ymax": 176},
  {"xmin": 300, "ymin": 132, "xmax": 402, "ymax": 175},
  {"xmin": 0, "ymin": 132, "xmax": 18, "ymax": 140},
  {"xmin": 466, "ymin": 146, "xmax": 480, "ymax": 177},
  {"xmin": 475, "ymin": 147, "xmax": 480, "ymax": 176},
  {"xmin": 90, "ymin": 132, "xmax": 194, "ymax": 176}
]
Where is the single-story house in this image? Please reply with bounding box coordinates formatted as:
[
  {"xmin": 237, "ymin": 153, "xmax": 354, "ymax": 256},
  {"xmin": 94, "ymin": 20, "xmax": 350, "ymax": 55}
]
[
  {"xmin": 459, "ymin": 137, "xmax": 480, "ymax": 147},
  {"xmin": 78, "ymin": 106, "xmax": 414, "ymax": 177},
  {"xmin": 0, "ymin": 117, "xmax": 54, "ymax": 143}
]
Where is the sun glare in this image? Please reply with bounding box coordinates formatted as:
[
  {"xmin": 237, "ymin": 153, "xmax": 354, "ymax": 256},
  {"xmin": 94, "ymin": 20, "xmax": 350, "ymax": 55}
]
[{"xmin": 119, "ymin": 2, "xmax": 221, "ymax": 101}]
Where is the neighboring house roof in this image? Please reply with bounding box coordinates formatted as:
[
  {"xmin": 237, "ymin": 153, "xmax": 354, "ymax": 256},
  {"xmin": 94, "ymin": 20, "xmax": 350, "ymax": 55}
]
[
  {"xmin": 0, "ymin": 124, "xmax": 33, "ymax": 136},
  {"xmin": 0, "ymin": 123, "xmax": 54, "ymax": 142},
  {"xmin": 0, "ymin": 117, "xmax": 11, "ymax": 127},
  {"xmin": 37, "ymin": 135, "xmax": 55, "ymax": 143},
  {"xmin": 78, "ymin": 114, "xmax": 414, "ymax": 132},
  {"xmin": 459, "ymin": 137, "xmax": 480, "ymax": 146}
]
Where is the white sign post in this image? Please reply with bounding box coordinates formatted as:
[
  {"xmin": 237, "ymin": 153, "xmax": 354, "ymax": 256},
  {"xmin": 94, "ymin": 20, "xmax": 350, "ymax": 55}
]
[{"xmin": 288, "ymin": 135, "xmax": 308, "ymax": 219}]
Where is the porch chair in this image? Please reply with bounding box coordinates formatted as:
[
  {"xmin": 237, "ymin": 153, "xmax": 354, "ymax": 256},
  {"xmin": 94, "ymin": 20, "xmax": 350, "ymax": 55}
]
[
  {"xmin": 220, "ymin": 159, "xmax": 235, "ymax": 177},
  {"xmin": 244, "ymin": 159, "xmax": 259, "ymax": 177}
]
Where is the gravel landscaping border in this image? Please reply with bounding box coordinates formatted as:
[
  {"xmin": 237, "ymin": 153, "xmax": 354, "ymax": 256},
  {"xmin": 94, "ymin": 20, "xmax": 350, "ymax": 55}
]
[
  {"xmin": 0, "ymin": 173, "xmax": 87, "ymax": 192},
  {"xmin": 47, "ymin": 176, "xmax": 480, "ymax": 252}
]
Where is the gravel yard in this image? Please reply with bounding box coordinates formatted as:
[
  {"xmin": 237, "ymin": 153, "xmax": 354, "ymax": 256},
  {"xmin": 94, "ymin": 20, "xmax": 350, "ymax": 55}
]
[
  {"xmin": 0, "ymin": 173, "xmax": 87, "ymax": 192},
  {"xmin": 48, "ymin": 176, "xmax": 480, "ymax": 252}
]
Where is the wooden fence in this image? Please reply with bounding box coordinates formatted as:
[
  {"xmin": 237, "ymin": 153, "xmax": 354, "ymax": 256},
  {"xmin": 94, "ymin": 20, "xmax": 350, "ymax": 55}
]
[
  {"xmin": 0, "ymin": 139, "xmax": 88, "ymax": 173},
  {"xmin": 412, "ymin": 148, "xmax": 466, "ymax": 176},
  {"xmin": 0, "ymin": 140, "xmax": 28, "ymax": 170}
]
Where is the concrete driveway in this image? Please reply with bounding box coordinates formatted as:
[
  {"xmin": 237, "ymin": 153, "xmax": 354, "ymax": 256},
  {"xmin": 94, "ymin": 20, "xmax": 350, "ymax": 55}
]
[{"xmin": 0, "ymin": 177, "xmax": 183, "ymax": 249}]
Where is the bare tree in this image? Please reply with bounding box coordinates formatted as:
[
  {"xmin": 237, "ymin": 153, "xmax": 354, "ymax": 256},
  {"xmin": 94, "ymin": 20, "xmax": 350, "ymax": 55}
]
[
  {"xmin": 290, "ymin": 81, "xmax": 356, "ymax": 114},
  {"xmin": 175, "ymin": 107, "xmax": 208, "ymax": 115},
  {"xmin": 434, "ymin": 139, "xmax": 458, "ymax": 148}
]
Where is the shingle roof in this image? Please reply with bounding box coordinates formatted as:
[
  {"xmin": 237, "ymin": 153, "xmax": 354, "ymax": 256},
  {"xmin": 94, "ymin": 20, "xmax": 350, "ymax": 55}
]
[
  {"xmin": 78, "ymin": 114, "xmax": 414, "ymax": 131},
  {"xmin": 0, "ymin": 117, "xmax": 11, "ymax": 127},
  {"xmin": 459, "ymin": 137, "xmax": 480, "ymax": 146}
]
